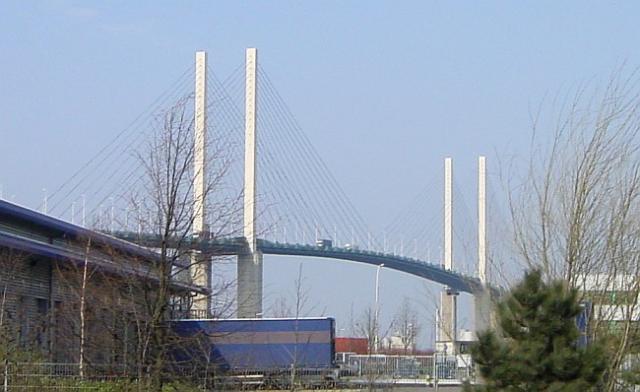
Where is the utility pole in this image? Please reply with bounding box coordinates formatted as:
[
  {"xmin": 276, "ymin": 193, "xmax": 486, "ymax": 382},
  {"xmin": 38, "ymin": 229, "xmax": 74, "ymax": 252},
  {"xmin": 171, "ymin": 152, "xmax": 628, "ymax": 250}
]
[{"xmin": 374, "ymin": 263, "xmax": 385, "ymax": 353}]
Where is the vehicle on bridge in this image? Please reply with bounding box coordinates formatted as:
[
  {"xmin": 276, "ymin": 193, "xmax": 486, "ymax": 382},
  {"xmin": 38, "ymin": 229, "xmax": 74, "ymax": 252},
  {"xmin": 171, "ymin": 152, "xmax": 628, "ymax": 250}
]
[
  {"xmin": 344, "ymin": 243, "xmax": 359, "ymax": 251},
  {"xmin": 315, "ymin": 239, "xmax": 332, "ymax": 249}
]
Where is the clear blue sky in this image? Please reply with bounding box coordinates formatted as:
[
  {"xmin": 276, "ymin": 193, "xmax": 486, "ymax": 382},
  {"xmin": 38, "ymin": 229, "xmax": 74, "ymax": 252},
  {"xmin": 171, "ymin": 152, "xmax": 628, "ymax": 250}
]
[{"xmin": 2, "ymin": 1, "xmax": 639, "ymax": 347}]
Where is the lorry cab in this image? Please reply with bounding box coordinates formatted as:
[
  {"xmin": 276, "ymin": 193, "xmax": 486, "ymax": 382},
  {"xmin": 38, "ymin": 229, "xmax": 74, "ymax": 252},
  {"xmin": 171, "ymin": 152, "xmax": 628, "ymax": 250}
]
[{"xmin": 316, "ymin": 239, "xmax": 332, "ymax": 249}]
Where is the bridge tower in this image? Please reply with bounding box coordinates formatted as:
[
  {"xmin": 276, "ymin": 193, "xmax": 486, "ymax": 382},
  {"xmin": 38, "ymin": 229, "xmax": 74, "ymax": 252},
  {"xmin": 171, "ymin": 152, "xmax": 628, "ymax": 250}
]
[
  {"xmin": 237, "ymin": 48, "xmax": 264, "ymax": 318},
  {"xmin": 191, "ymin": 50, "xmax": 212, "ymax": 313},
  {"xmin": 477, "ymin": 156, "xmax": 486, "ymax": 286},
  {"xmin": 437, "ymin": 157, "xmax": 458, "ymax": 353},
  {"xmin": 474, "ymin": 156, "xmax": 492, "ymax": 332}
]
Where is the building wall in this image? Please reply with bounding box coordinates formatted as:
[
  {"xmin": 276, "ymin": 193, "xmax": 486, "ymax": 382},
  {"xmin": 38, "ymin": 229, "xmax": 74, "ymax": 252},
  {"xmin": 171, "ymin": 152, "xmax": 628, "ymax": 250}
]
[
  {"xmin": 0, "ymin": 249, "xmax": 145, "ymax": 366},
  {"xmin": 0, "ymin": 252, "xmax": 55, "ymax": 355}
]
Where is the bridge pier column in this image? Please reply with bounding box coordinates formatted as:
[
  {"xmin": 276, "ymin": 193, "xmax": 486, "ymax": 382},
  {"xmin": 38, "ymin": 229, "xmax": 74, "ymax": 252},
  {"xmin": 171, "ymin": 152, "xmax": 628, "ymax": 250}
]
[
  {"xmin": 190, "ymin": 254, "xmax": 211, "ymax": 314},
  {"xmin": 437, "ymin": 289, "xmax": 458, "ymax": 354},
  {"xmin": 474, "ymin": 288, "xmax": 493, "ymax": 334},
  {"xmin": 237, "ymin": 250, "xmax": 263, "ymax": 318}
]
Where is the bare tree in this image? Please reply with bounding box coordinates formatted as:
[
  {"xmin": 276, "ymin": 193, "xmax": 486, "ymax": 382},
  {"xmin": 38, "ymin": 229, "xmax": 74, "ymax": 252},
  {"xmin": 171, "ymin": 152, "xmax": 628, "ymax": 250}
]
[
  {"xmin": 78, "ymin": 239, "xmax": 91, "ymax": 378},
  {"xmin": 271, "ymin": 295, "xmax": 293, "ymax": 318},
  {"xmin": 266, "ymin": 263, "xmax": 315, "ymax": 390},
  {"xmin": 509, "ymin": 69, "xmax": 640, "ymax": 391},
  {"xmin": 392, "ymin": 297, "xmax": 420, "ymax": 355},
  {"xmin": 352, "ymin": 306, "xmax": 396, "ymax": 391},
  {"xmin": 267, "ymin": 263, "xmax": 314, "ymax": 320},
  {"xmin": 101, "ymin": 95, "xmax": 241, "ymax": 390},
  {"xmin": 354, "ymin": 306, "xmax": 395, "ymax": 356}
]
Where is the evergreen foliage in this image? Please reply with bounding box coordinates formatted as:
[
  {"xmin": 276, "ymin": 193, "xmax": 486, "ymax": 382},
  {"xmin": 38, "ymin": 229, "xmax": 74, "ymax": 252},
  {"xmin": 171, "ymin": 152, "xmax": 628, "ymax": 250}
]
[{"xmin": 468, "ymin": 270, "xmax": 608, "ymax": 391}]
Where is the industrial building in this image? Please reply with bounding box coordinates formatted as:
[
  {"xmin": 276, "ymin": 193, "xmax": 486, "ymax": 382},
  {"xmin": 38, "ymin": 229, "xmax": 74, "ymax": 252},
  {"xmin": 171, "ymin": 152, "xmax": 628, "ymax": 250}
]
[{"xmin": 0, "ymin": 199, "xmax": 205, "ymax": 364}]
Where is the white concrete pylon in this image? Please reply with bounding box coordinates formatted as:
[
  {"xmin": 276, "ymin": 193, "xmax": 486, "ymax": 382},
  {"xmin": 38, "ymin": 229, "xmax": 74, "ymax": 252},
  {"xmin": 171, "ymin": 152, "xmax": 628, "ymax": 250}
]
[
  {"xmin": 238, "ymin": 48, "xmax": 263, "ymax": 318},
  {"xmin": 444, "ymin": 157, "xmax": 452, "ymax": 270},
  {"xmin": 191, "ymin": 51, "xmax": 211, "ymax": 314},
  {"xmin": 478, "ymin": 156, "xmax": 487, "ymax": 285},
  {"xmin": 243, "ymin": 47, "xmax": 258, "ymax": 253},
  {"xmin": 474, "ymin": 156, "xmax": 492, "ymax": 336},
  {"xmin": 193, "ymin": 51, "xmax": 207, "ymax": 235}
]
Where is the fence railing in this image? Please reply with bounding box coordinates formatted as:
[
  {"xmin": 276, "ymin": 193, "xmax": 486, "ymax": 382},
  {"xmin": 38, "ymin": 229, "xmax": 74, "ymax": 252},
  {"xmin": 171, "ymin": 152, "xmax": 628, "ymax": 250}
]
[
  {"xmin": 341, "ymin": 354, "xmax": 474, "ymax": 383},
  {"xmin": 1, "ymin": 362, "xmax": 339, "ymax": 391},
  {"xmin": 1, "ymin": 362, "xmax": 137, "ymax": 391},
  {"xmin": 1, "ymin": 356, "xmax": 474, "ymax": 390}
]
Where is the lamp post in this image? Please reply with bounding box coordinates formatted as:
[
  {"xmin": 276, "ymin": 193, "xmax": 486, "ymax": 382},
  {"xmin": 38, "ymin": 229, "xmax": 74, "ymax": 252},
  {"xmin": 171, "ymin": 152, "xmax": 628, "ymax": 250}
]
[{"xmin": 374, "ymin": 263, "xmax": 384, "ymax": 353}]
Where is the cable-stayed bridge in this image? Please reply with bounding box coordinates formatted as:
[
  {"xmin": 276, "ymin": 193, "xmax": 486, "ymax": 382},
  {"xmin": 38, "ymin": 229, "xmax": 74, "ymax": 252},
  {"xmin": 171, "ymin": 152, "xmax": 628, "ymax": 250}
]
[{"xmin": 7, "ymin": 49, "xmax": 511, "ymax": 347}]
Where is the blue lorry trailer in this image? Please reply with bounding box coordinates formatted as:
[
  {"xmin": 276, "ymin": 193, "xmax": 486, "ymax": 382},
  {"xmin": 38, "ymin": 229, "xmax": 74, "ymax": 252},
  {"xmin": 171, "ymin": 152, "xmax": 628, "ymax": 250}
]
[{"xmin": 172, "ymin": 317, "xmax": 337, "ymax": 383}]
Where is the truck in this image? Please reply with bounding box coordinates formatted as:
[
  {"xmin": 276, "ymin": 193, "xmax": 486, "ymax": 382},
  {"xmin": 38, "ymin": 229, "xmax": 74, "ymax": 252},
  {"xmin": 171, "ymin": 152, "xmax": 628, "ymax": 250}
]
[
  {"xmin": 171, "ymin": 317, "xmax": 338, "ymax": 387},
  {"xmin": 316, "ymin": 239, "xmax": 333, "ymax": 249}
]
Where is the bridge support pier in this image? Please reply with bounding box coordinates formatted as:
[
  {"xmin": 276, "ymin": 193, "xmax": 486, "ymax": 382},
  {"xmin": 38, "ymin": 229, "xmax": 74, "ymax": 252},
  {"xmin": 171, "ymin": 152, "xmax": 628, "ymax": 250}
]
[
  {"xmin": 437, "ymin": 289, "xmax": 458, "ymax": 354},
  {"xmin": 474, "ymin": 288, "xmax": 493, "ymax": 333},
  {"xmin": 237, "ymin": 250, "xmax": 263, "ymax": 318},
  {"xmin": 190, "ymin": 253, "xmax": 211, "ymax": 314}
]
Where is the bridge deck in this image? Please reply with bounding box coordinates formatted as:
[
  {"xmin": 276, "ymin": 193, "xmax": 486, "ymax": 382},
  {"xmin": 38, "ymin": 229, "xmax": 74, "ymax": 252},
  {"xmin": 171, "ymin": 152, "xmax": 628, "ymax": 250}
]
[{"xmin": 113, "ymin": 233, "xmax": 485, "ymax": 294}]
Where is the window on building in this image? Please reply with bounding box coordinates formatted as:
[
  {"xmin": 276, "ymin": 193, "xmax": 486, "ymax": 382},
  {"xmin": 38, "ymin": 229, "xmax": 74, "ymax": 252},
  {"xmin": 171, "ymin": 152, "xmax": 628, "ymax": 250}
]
[
  {"xmin": 36, "ymin": 298, "xmax": 48, "ymax": 315},
  {"xmin": 18, "ymin": 296, "xmax": 29, "ymax": 346},
  {"xmin": 35, "ymin": 298, "xmax": 49, "ymax": 349}
]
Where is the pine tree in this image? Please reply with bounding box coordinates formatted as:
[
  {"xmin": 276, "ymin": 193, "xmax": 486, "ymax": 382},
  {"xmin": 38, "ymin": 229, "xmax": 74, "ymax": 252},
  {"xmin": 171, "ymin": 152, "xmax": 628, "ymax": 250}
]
[{"xmin": 469, "ymin": 270, "xmax": 608, "ymax": 391}]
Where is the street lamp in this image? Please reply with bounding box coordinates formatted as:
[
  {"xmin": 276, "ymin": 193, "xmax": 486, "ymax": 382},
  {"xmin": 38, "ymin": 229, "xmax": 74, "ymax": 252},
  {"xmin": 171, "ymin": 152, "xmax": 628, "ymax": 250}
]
[
  {"xmin": 374, "ymin": 263, "xmax": 384, "ymax": 353},
  {"xmin": 42, "ymin": 188, "xmax": 47, "ymax": 215}
]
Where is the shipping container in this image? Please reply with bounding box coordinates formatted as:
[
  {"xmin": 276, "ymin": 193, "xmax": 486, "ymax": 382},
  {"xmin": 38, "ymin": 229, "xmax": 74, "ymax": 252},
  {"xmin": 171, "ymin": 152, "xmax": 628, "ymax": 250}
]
[
  {"xmin": 335, "ymin": 337, "xmax": 369, "ymax": 355},
  {"xmin": 171, "ymin": 317, "xmax": 336, "ymax": 371}
]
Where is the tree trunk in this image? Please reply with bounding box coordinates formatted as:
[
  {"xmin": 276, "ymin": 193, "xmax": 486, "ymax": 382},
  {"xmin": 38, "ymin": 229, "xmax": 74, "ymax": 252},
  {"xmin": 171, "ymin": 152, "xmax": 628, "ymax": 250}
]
[{"xmin": 79, "ymin": 238, "xmax": 91, "ymax": 379}]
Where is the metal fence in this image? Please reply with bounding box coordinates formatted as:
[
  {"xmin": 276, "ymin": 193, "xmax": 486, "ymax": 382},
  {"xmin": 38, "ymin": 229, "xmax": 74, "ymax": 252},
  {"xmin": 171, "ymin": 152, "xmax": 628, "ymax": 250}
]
[
  {"xmin": 1, "ymin": 357, "xmax": 474, "ymax": 390},
  {"xmin": 0, "ymin": 362, "xmax": 145, "ymax": 391},
  {"xmin": 341, "ymin": 354, "xmax": 474, "ymax": 384},
  {"xmin": 619, "ymin": 354, "xmax": 640, "ymax": 392},
  {"xmin": 0, "ymin": 362, "xmax": 339, "ymax": 391}
]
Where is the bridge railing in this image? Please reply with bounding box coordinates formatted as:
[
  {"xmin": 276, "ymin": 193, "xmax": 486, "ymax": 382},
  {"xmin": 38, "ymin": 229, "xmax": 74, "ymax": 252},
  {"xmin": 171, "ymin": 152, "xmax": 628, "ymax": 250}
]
[
  {"xmin": 259, "ymin": 239, "xmax": 478, "ymax": 278},
  {"xmin": 169, "ymin": 308, "xmax": 214, "ymax": 320}
]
